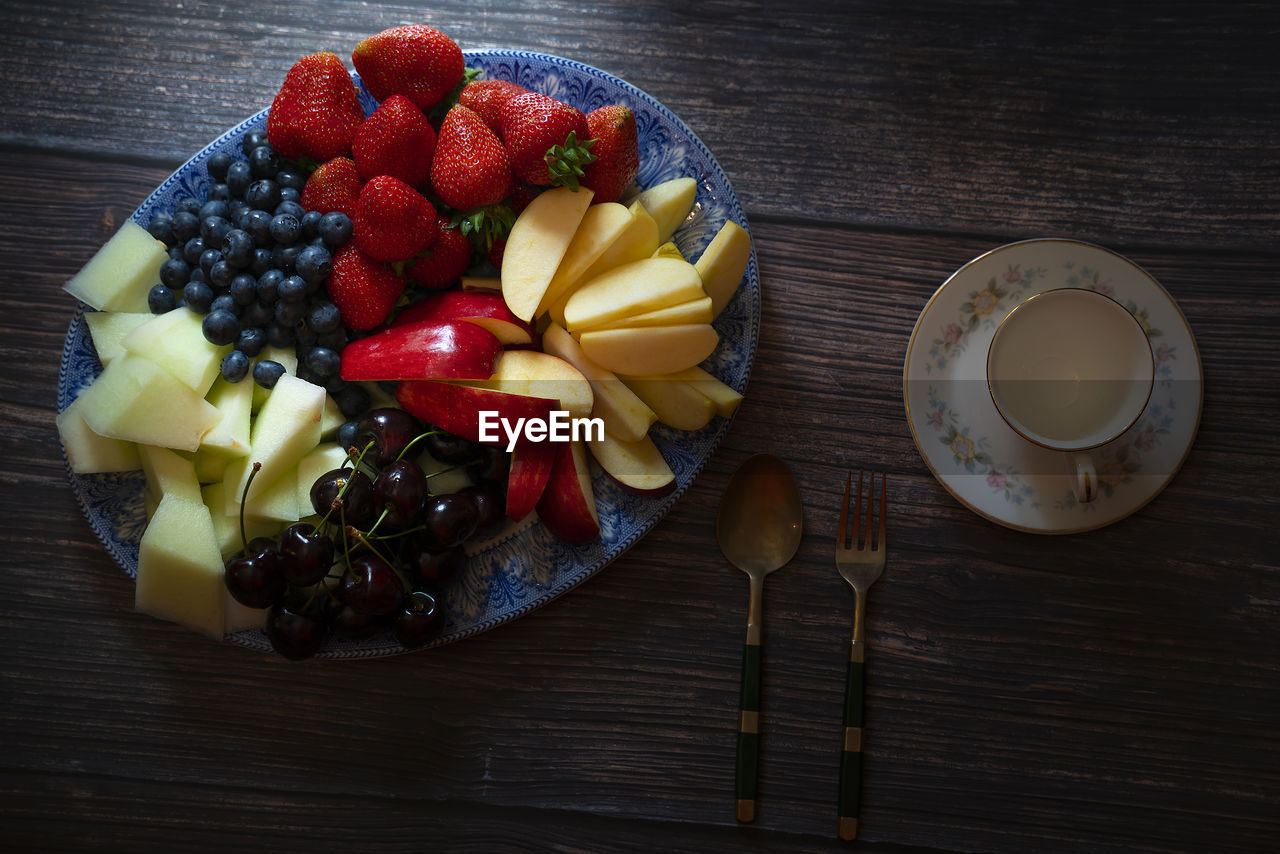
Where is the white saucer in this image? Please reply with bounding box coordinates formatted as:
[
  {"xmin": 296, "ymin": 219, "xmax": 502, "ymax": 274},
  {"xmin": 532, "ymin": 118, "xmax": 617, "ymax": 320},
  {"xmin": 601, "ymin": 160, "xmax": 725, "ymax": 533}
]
[{"xmin": 903, "ymin": 239, "xmax": 1202, "ymax": 534}]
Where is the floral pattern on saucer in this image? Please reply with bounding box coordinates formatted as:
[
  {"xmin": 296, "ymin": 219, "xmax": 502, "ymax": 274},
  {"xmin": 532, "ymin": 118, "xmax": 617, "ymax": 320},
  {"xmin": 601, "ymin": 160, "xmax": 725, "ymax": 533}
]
[{"xmin": 904, "ymin": 239, "xmax": 1202, "ymax": 534}]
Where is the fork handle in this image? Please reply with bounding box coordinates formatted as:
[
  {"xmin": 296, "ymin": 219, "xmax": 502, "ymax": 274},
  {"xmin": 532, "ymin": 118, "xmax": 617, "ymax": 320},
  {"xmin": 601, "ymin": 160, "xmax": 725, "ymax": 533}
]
[
  {"xmin": 736, "ymin": 639, "xmax": 762, "ymax": 821},
  {"xmin": 837, "ymin": 638, "xmax": 866, "ymax": 840}
]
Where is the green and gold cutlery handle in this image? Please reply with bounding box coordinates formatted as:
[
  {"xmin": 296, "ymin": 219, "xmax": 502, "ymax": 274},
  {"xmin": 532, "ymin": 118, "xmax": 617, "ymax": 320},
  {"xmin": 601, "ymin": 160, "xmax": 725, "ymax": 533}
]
[
  {"xmin": 736, "ymin": 639, "xmax": 762, "ymax": 822},
  {"xmin": 837, "ymin": 641, "xmax": 865, "ymax": 840}
]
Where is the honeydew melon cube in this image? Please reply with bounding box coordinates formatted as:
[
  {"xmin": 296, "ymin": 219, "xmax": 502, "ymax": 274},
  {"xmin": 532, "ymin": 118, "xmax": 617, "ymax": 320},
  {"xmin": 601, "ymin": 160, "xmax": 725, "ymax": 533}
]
[
  {"xmin": 76, "ymin": 353, "xmax": 222, "ymax": 452},
  {"xmin": 138, "ymin": 444, "xmax": 202, "ymax": 506},
  {"xmin": 633, "ymin": 177, "xmax": 698, "ymax": 244},
  {"xmin": 320, "ymin": 394, "xmax": 345, "ymax": 440},
  {"xmin": 202, "ymin": 481, "xmax": 283, "ymax": 560},
  {"xmin": 294, "ymin": 443, "xmax": 351, "ymax": 516},
  {"xmin": 231, "ymin": 458, "xmax": 301, "ymax": 523},
  {"xmin": 201, "ymin": 376, "xmax": 253, "ymax": 458},
  {"xmin": 63, "ymin": 220, "xmax": 169, "ymax": 313},
  {"xmin": 227, "ymin": 374, "xmax": 326, "ymax": 511},
  {"xmin": 134, "ymin": 492, "xmax": 226, "ymax": 639},
  {"xmin": 83, "ymin": 311, "xmax": 151, "ymax": 367},
  {"xmin": 123, "ymin": 308, "xmax": 229, "ymax": 397},
  {"xmin": 191, "ymin": 448, "xmax": 233, "ymax": 484},
  {"xmin": 56, "ymin": 396, "xmax": 142, "ymax": 474}
]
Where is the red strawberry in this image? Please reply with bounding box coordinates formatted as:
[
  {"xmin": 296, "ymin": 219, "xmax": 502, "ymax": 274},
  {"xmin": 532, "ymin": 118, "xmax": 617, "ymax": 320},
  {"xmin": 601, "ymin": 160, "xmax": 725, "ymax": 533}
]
[
  {"xmin": 498, "ymin": 91, "xmax": 595, "ymax": 188},
  {"xmin": 506, "ymin": 177, "xmax": 540, "ymax": 217},
  {"xmin": 267, "ymin": 52, "xmax": 365, "ymax": 162},
  {"xmin": 351, "ymin": 25, "xmax": 465, "ymax": 113},
  {"xmin": 326, "ymin": 244, "xmax": 406, "ymax": 331},
  {"xmin": 353, "ymin": 175, "xmax": 439, "ymax": 263},
  {"xmin": 300, "ymin": 156, "xmax": 362, "ymax": 217},
  {"xmin": 580, "ymin": 105, "xmax": 639, "ymax": 204},
  {"xmin": 406, "ymin": 215, "xmax": 474, "ymax": 290},
  {"xmin": 457, "ymin": 78, "xmax": 528, "ymax": 133},
  {"xmin": 431, "ymin": 104, "xmax": 512, "ymax": 211},
  {"xmin": 351, "ymin": 94, "xmax": 437, "ymax": 187}
]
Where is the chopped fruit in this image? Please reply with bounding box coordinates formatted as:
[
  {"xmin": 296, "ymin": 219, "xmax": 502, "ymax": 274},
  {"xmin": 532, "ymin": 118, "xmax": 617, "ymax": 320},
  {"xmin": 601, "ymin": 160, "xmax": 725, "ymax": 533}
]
[
  {"xmin": 634, "ymin": 177, "xmax": 698, "ymax": 244},
  {"xmin": 619, "ymin": 374, "xmax": 716, "ymax": 432},
  {"xmin": 352, "ymin": 94, "xmax": 437, "ymax": 188},
  {"xmin": 392, "ymin": 290, "xmax": 535, "ymax": 347},
  {"xmin": 581, "ymin": 105, "xmax": 639, "ymax": 204},
  {"xmin": 135, "ymin": 493, "xmax": 227, "ymax": 640},
  {"xmin": 82, "ymin": 311, "xmax": 150, "ymax": 366},
  {"xmin": 122, "ymin": 307, "xmax": 230, "ymax": 396},
  {"xmin": 580, "ymin": 296, "xmax": 713, "ymax": 331},
  {"xmin": 338, "ymin": 319, "xmax": 503, "ymax": 382},
  {"xmin": 225, "ymin": 374, "xmax": 327, "ymax": 513},
  {"xmin": 500, "ymin": 185, "xmax": 595, "ymax": 321},
  {"xmin": 469, "ymin": 349, "xmax": 595, "ymax": 420},
  {"xmin": 535, "ymin": 439, "xmax": 600, "ymax": 544},
  {"xmin": 499, "ymin": 91, "xmax": 595, "ymax": 187},
  {"xmin": 395, "ymin": 379, "xmax": 558, "ymax": 445},
  {"xmin": 352, "ymin": 175, "xmax": 439, "ymax": 263},
  {"xmin": 540, "ymin": 322, "xmax": 656, "ymax": 444},
  {"xmin": 64, "ymin": 220, "xmax": 169, "ymax": 313},
  {"xmin": 76, "ymin": 353, "xmax": 222, "ymax": 452},
  {"xmin": 578, "ymin": 323, "xmax": 719, "ymax": 377},
  {"xmin": 266, "ymin": 52, "xmax": 365, "ymax": 162},
  {"xmin": 56, "ymin": 396, "xmax": 142, "ymax": 475},
  {"xmin": 326, "ymin": 243, "xmax": 406, "ymax": 331},
  {"xmin": 300, "ymin": 156, "xmax": 362, "ymax": 218},
  {"xmin": 351, "ymin": 25, "xmax": 465, "ymax": 112},
  {"xmin": 406, "ymin": 216, "xmax": 475, "ymax": 291},
  {"xmin": 535, "ymin": 201, "xmax": 633, "ymax": 318},
  {"xmin": 587, "ymin": 431, "xmax": 677, "ymax": 497},
  {"xmin": 695, "ymin": 219, "xmax": 753, "ymax": 317},
  {"xmin": 562, "ymin": 256, "xmax": 705, "ymax": 333},
  {"xmin": 506, "ymin": 439, "xmax": 557, "ymax": 521}
]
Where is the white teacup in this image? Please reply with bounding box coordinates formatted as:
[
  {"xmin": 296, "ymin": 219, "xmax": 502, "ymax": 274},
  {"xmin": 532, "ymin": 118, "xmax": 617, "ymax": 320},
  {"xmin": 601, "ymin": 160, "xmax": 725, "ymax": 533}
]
[{"xmin": 987, "ymin": 288, "xmax": 1154, "ymax": 503}]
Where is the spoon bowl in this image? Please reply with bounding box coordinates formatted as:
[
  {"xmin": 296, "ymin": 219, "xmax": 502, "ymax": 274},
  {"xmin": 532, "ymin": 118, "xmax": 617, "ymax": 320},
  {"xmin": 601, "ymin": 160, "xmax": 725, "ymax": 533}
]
[{"xmin": 716, "ymin": 453, "xmax": 803, "ymax": 823}]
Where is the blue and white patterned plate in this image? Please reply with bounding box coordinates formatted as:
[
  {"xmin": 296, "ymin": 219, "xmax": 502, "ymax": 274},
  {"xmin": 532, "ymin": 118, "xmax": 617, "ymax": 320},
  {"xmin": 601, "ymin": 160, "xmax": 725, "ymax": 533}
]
[
  {"xmin": 57, "ymin": 50, "xmax": 760, "ymax": 657},
  {"xmin": 903, "ymin": 239, "xmax": 1200, "ymax": 533}
]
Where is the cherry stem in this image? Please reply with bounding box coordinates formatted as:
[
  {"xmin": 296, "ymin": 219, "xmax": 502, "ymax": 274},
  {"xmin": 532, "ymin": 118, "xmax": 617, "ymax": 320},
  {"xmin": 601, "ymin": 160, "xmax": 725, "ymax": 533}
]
[{"xmin": 237, "ymin": 461, "xmax": 263, "ymax": 551}]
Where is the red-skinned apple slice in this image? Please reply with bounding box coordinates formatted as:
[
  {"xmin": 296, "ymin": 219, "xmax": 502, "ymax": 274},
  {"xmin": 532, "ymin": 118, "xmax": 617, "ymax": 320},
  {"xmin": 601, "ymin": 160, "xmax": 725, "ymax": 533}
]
[
  {"xmin": 506, "ymin": 439, "xmax": 556, "ymax": 521},
  {"xmin": 535, "ymin": 439, "xmax": 600, "ymax": 543},
  {"xmin": 395, "ymin": 381, "xmax": 557, "ymax": 445},
  {"xmin": 392, "ymin": 291, "xmax": 536, "ymax": 346},
  {"xmin": 340, "ymin": 319, "xmax": 502, "ymax": 382},
  {"xmin": 587, "ymin": 431, "xmax": 677, "ymax": 496}
]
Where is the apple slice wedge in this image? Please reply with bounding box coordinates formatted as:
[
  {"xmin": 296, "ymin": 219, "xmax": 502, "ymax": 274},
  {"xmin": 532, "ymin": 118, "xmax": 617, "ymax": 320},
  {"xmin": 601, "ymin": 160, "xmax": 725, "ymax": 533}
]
[
  {"xmin": 469, "ymin": 349, "xmax": 594, "ymax": 420},
  {"xmin": 578, "ymin": 323, "xmax": 719, "ymax": 377},
  {"xmin": 501, "ymin": 185, "xmax": 595, "ymax": 321},
  {"xmin": 695, "ymin": 219, "xmax": 752, "ymax": 318},
  {"xmin": 396, "ymin": 380, "xmax": 558, "ymax": 445},
  {"xmin": 393, "ymin": 290, "xmax": 535, "ymax": 347},
  {"xmin": 339, "ymin": 319, "xmax": 502, "ymax": 382},
  {"xmin": 619, "ymin": 374, "xmax": 717, "ymax": 432},
  {"xmin": 506, "ymin": 438, "xmax": 557, "ymax": 522},
  {"xmin": 541, "ymin": 322, "xmax": 656, "ymax": 443},
  {"xmin": 587, "ymin": 431, "xmax": 676, "ymax": 497},
  {"xmin": 536, "ymin": 439, "xmax": 600, "ymax": 544},
  {"xmin": 563, "ymin": 256, "xmax": 705, "ymax": 333}
]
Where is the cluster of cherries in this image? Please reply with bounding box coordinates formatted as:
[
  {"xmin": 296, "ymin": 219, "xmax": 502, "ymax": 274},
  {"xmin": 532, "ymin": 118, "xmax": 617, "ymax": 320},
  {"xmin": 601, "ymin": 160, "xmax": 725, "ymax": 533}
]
[{"xmin": 223, "ymin": 407, "xmax": 509, "ymax": 659}]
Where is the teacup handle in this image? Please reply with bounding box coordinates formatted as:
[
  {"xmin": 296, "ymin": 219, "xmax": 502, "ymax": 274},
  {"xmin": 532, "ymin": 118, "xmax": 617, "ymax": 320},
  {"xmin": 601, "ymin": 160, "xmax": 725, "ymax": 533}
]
[{"xmin": 1068, "ymin": 453, "xmax": 1098, "ymax": 503}]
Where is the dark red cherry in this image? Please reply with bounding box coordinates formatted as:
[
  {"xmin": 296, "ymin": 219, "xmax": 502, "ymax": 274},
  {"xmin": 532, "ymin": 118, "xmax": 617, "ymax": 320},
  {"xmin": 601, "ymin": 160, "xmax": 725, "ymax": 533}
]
[
  {"xmin": 373, "ymin": 458, "xmax": 428, "ymax": 531},
  {"xmin": 392, "ymin": 589, "xmax": 445, "ymax": 649},
  {"xmin": 224, "ymin": 541, "xmax": 286, "ymax": 608},
  {"xmin": 425, "ymin": 430, "xmax": 479, "ymax": 465},
  {"xmin": 338, "ymin": 553, "xmax": 405, "ymax": 616},
  {"xmin": 310, "ymin": 467, "xmax": 375, "ymax": 527},
  {"xmin": 355, "ymin": 407, "xmax": 424, "ymax": 467},
  {"xmin": 278, "ymin": 522, "xmax": 335, "ymax": 586},
  {"xmin": 266, "ymin": 598, "xmax": 328, "ymax": 660},
  {"xmin": 422, "ymin": 492, "xmax": 479, "ymax": 550},
  {"xmin": 411, "ymin": 545, "xmax": 467, "ymax": 590}
]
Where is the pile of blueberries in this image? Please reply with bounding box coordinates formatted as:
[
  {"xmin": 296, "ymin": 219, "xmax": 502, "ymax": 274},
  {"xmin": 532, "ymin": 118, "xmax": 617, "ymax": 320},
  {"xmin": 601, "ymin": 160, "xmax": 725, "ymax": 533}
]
[{"xmin": 144, "ymin": 129, "xmax": 367, "ymax": 419}]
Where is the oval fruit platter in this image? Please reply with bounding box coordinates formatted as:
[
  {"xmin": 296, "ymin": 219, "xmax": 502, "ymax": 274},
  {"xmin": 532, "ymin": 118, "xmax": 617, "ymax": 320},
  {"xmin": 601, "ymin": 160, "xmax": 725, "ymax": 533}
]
[{"xmin": 57, "ymin": 38, "xmax": 760, "ymax": 659}]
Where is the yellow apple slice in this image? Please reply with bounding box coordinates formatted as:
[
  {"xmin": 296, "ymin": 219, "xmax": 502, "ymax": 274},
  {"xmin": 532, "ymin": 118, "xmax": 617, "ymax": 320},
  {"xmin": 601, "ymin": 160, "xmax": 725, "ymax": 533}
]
[
  {"xmin": 501, "ymin": 185, "xmax": 595, "ymax": 321},
  {"xmin": 587, "ymin": 431, "xmax": 676, "ymax": 496},
  {"xmin": 695, "ymin": 219, "xmax": 752, "ymax": 318},
  {"xmin": 578, "ymin": 295, "xmax": 713, "ymax": 332},
  {"xmin": 619, "ymin": 375, "xmax": 716, "ymax": 432},
  {"xmin": 64, "ymin": 220, "xmax": 169, "ymax": 313},
  {"xmin": 578, "ymin": 323, "xmax": 719, "ymax": 377},
  {"xmin": 563, "ymin": 256, "xmax": 705, "ymax": 333},
  {"xmin": 536, "ymin": 201, "xmax": 633, "ymax": 318},
  {"xmin": 633, "ymin": 177, "xmax": 698, "ymax": 244},
  {"xmin": 660, "ymin": 366, "xmax": 745, "ymax": 418},
  {"xmin": 541, "ymin": 322, "xmax": 657, "ymax": 443},
  {"xmin": 469, "ymin": 349, "xmax": 594, "ymax": 419}
]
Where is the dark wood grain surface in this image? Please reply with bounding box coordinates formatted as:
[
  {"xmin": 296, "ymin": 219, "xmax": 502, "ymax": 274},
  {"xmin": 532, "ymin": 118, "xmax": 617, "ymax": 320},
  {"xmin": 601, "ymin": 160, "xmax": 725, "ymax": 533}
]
[{"xmin": 3, "ymin": 1, "xmax": 1278, "ymax": 852}]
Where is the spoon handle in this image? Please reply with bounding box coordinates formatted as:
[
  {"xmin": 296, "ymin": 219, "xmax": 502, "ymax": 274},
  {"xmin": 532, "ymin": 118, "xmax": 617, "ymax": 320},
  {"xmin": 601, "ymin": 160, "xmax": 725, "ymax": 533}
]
[{"xmin": 736, "ymin": 573, "xmax": 765, "ymax": 822}]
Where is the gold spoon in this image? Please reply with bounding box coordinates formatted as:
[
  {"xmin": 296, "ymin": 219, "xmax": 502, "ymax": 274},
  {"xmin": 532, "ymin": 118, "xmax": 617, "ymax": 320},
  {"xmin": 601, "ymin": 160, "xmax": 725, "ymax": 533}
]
[{"xmin": 716, "ymin": 453, "xmax": 804, "ymax": 823}]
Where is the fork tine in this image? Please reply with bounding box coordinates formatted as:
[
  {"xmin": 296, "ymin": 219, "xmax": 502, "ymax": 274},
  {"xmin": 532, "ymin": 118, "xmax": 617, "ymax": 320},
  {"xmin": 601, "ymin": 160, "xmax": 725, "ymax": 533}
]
[
  {"xmin": 862, "ymin": 469, "xmax": 873, "ymax": 551},
  {"xmin": 838, "ymin": 472, "xmax": 851, "ymax": 549},
  {"xmin": 854, "ymin": 470, "xmax": 863, "ymax": 549},
  {"xmin": 878, "ymin": 472, "xmax": 887, "ymax": 551}
]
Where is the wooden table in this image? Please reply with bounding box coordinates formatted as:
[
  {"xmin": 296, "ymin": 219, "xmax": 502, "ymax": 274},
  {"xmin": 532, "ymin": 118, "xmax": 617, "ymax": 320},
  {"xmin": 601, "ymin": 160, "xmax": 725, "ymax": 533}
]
[{"xmin": 3, "ymin": 2, "xmax": 1278, "ymax": 851}]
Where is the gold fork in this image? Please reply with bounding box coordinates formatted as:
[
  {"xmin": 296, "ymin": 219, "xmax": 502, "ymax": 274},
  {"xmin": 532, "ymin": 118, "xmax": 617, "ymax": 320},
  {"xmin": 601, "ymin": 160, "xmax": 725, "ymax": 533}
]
[{"xmin": 835, "ymin": 470, "xmax": 887, "ymax": 841}]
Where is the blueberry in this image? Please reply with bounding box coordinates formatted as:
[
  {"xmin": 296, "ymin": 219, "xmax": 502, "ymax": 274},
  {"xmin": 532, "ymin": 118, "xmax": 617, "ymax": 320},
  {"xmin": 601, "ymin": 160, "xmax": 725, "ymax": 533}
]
[
  {"xmin": 207, "ymin": 150, "xmax": 234, "ymax": 182},
  {"xmin": 248, "ymin": 144, "xmax": 280, "ymax": 179},
  {"xmin": 295, "ymin": 326, "xmax": 318, "ymax": 349},
  {"xmin": 236, "ymin": 326, "xmax": 267, "ymax": 357},
  {"xmin": 202, "ymin": 308, "xmax": 240, "ymax": 346},
  {"xmin": 300, "ymin": 210, "xmax": 323, "ymax": 239},
  {"xmin": 172, "ymin": 210, "xmax": 201, "ymax": 244},
  {"xmin": 147, "ymin": 213, "xmax": 175, "ymax": 246},
  {"xmin": 183, "ymin": 281, "xmax": 214, "ymax": 314},
  {"xmin": 272, "ymin": 244, "xmax": 303, "ymax": 275},
  {"xmin": 240, "ymin": 209, "xmax": 272, "ymax": 247},
  {"xmin": 183, "ymin": 236, "xmax": 206, "ymax": 265},
  {"xmin": 336, "ymin": 420, "xmax": 359, "ymax": 453},
  {"xmin": 198, "ymin": 199, "xmax": 229, "ymax": 221},
  {"xmin": 221, "ymin": 349, "xmax": 251, "ymax": 383},
  {"xmin": 245, "ymin": 179, "xmax": 281, "ymax": 212},
  {"xmin": 148, "ymin": 284, "xmax": 177, "ymax": 314},
  {"xmin": 176, "ymin": 196, "xmax": 202, "ymax": 216},
  {"xmin": 211, "ymin": 293, "xmax": 240, "ymax": 316},
  {"xmin": 187, "ymin": 267, "xmax": 207, "ymax": 285},
  {"xmin": 167, "ymin": 246, "xmax": 185, "ymax": 261},
  {"xmin": 221, "ymin": 228, "xmax": 255, "ymax": 268},
  {"xmin": 209, "ymin": 257, "xmax": 236, "ymax": 290},
  {"xmin": 256, "ymin": 269, "xmax": 283, "ymax": 304},
  {"xmin": 229, "ymin": 273, "xmax": 257, "ymax": 306},
  {"xmin": 275, "ymin": 169, "xmax": 307, "ymax": 191},
  {"xmin": 199, "ymin": 248, "xmax": 222, "ymax": 275},
  {"xmin": 159, "ymin": 257, "xmax": 191, "ymax": 289},
  {"xmin": 227, "ymin": 160, "xmax": 252, "ymax": 198},
  {"xmin": 200, "ymin": 215, "xmax": 232, "ymax": 247},
  {"xmin": 253, "ymin": 358, "xmax": 287, "ymax": 389},
  {"xmin": 305, "ymin": 346, "xmax": 341, "ymax": 378},
  {"xmin": 275, "ymin": 299, "xmax": 305, "ymax": 327},
  {"xmin": 316, "ymin": 327, "xmax": 349, "ymax": 351},
  {"xmin": 241, "ymin": 301, "xmax": 275, "ymax": 330},
  {"xmin": 269, "ymin": 213, "xmax": 301, "ymax": 246},
  {"xmin": 242, "ymin": 130, "xmax": 269, "ymax": 155},
  {"xmin": 295, "ymin": 244, "xmax": 332, "ymax": 284},
  {"xmin": 274, "ymin": 200, "xmax": 306, "ymax": 221},
  {"xmin": 266, "ymin": 323, "xmax": 295, "ymax": 348},
  {"xmin": 279, "ymin": 187, "xmax": 301, "ymax": 205},
  {"xmin": 207, "ymin": 183, "xmax": 231, "ymax": 202},
  {"xmin": 278, "ymin": 275, "xmax": 308, "ymax": 303},
  {"xmin": 308, "ymin": 300, "xmax": 342, "ymax": 334},
  {"xmin": 228, "ymin": 199, "xmax": 252, "ymax": 222},
  {"xmin": 318, "ymin": 212, "xmax": 353, "ymax": 246},
  {"xmin": 334, "ymin": 384, "xmax": 371, "ymax": 419}
]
